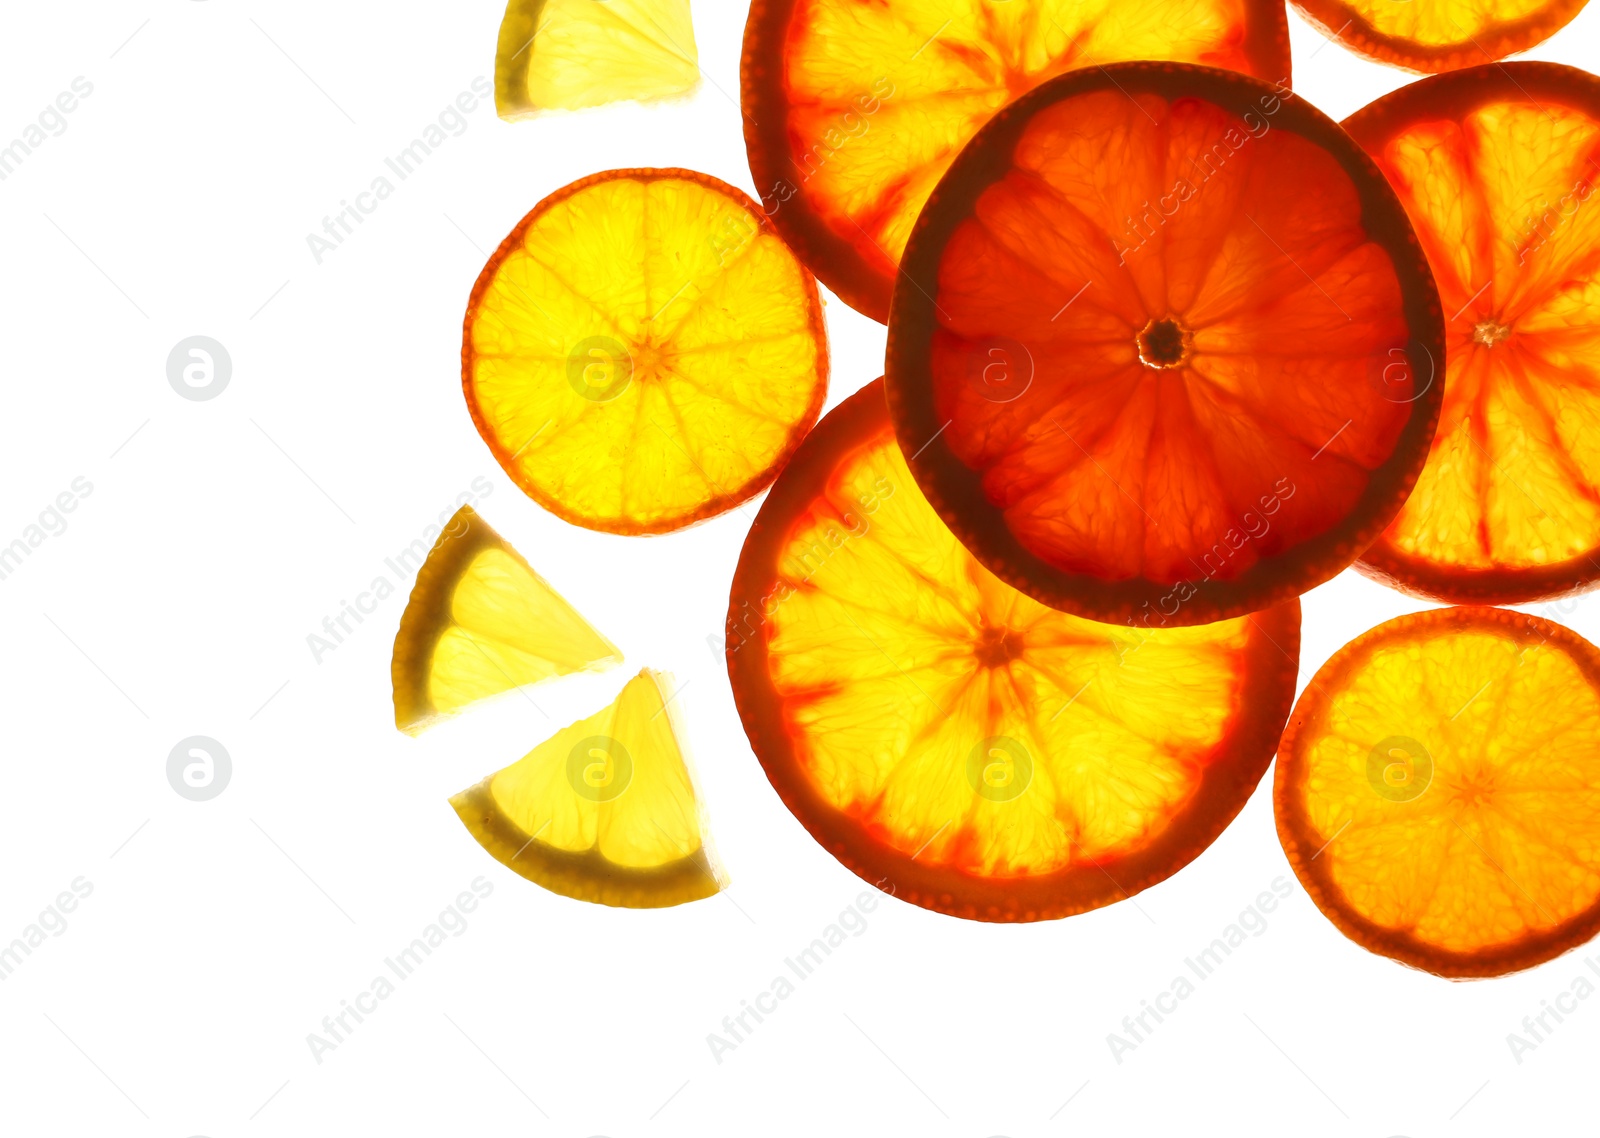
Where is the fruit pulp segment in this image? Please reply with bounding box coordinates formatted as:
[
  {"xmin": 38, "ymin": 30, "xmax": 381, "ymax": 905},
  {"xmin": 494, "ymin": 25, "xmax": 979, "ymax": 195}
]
[
  {"xmin": 780, "ymin": 0, "xmax": 1280, "ymax": 280},
  {"xmin": 468, "ymin": 174, "xmax": 825, "ymax": 529},
  {"xmin": 1371, "ymin": 100, "xmax": 1600, "ymax": 573},
  {"xmin": 930, "ymin": 88, "xmax": 1412, "ymax": 585},
  {"xmin": 1294, "ymin": 621, "xmax": 1600, "ymax": 953},
  {"xmin": 763, "ymin": 424, "xmax": 1259, "ymax": 877}
]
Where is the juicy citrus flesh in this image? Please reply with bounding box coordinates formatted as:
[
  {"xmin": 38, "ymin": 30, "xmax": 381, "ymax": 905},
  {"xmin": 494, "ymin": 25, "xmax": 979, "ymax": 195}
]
[
  {"xmin": 1277, "ymin": 607, "xmax": 1600, "ymax": 976},
  {"xmin": 494, "ymin": 0, "xmax": 699, "ymax": 119},
  {"xmin": 463, "ymin": 168, "xmax": 829, "ymax": 535},
  {"xmin": 1349, "ymin": 66, "xmax": 1600, "ymax": 602},
  {"xmin": 1291, "ymin": 0, "xmax": 1588, "ymax": 74},
  {"xmin": 391, "ymin": 506, "xmax": 621, "ymax": 735},
  {"xmin": 728, "ymin": 381, "xmax": 1300, "ymax": 921},
  {"xmin": 742, "ymin": 0, "xmax": 1291, "ymax": 321},
  {"xmin": 451, "ymin": 669, "xmax": 725, "ymax": 908},
  {"xmin": 887, "ymin": 65, "xmax": 1443, "ymax": 626}
]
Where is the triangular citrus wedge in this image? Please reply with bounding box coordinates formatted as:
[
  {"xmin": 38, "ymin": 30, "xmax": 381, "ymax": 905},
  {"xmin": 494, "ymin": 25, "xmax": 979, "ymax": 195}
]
[
  {"xmin": 450, "ymin": 669, "xmax": 727, "ymax": 908},
  {"xmin": 494, "ymin": 0, "xmax": 699, "ymax": 120},
  {"xmin": 391, "ymin": 506, "xmax": 620, "ymax": 735}
]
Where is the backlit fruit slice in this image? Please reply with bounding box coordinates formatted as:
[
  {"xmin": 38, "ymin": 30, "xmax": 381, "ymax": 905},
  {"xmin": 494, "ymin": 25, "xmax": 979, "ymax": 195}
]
[
  {"xmin": 1291, "ymin": 0, "xmax": 1588, "ymax": 75},
  {"xmin": 727, "ymin": 379, "xmax": 1301, "ymax": 922},
  {"xmin": 1346, "ymin": 65, "xmax": 1600, "ymax": 604},
  {"xmin": 1276, "ymin": 607, "xmax": 1600, "ymax": 977},
  {"xmin": 494, "ymin": 0, "xmax": 699, "ymax": 119},
  {"xmin": 392, "ymin": 506, "xmax": 620, "ymax": 735},
  {"xmin": 451, "ymin": 669, "xmax": 726, "ymax": 908},
  {"xmin": 742, "ymin": 0, "xmax": 1292, "ymax": 322},
  {"xmin": 887, "ymin": 63, "xmax": 1445, "ymax": 627},
  {"xmin": 463, "ymin": 168, "xmax": 830, "ymax": 535}
]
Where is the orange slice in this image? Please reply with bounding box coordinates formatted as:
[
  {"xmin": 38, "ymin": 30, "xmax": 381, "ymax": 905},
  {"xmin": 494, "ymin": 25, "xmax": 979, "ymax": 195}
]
[
  {"xmin": 1276, "ymin": 606, "xmax": 1600, "ymax": 977},
  {"xmin": 451, "ymin": 669, "xmax": 726, "ymax": 908},
  {"xmin": 1291, "ymin": 0, "xmax": 1589, "ymax": 75},
  {"xmin": 886, "ymin": 63, "xmax": 1445, "ymax": 626},
  {"xmin": 741, "ymin": 0, "xmax": 1292, "ymax": 321},
  {"xmin": 391, "ymin": 506, "xmax": 620, "ymax": 735},
  {"xmin": 462, "ymin": 168, "xmax": 829, "ymax": 535},
  {"xmin": 494, "ymin": 0, "xmax": 699, "ymax": 119},
  {"xmin": 1347, "ymin": 64, "xmax": 1600, "ymax": 604},
  {"xmin": 727, "ymin": 379, "xmax": 1301, "ymax": 922}
]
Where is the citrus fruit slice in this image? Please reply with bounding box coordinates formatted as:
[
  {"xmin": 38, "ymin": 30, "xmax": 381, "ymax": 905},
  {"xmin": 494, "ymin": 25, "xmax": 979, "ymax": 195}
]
[
  {"xmin": 1290, "ymin": 0, "xmax": 1588, "ymax": 75},
  {"xmin": 726, "ymin": 379, "xmax": 1301, "ymax": 922},
  {"xmin": 392, "ymin": 505, "xmax": 620, "ymax": 735},
  {"xmin": 741, "ymin": 0, "xmax": 1293, "ymax": 322},
  {"xmin": 463, "ymin": 168, "xmax": 830, "ymax": 535},
  {"xmin": 494, "ymin": 0, "xmax": 699, "ymax": 119},
  {"xmin": 1276, "ymin": 606, "xmax": 1600, "ymax": 977},
  {"xmin": 886, "ymin": 63, "xmax": 1445, "ymax": 626},
  {"xmin": 451, "ymin": 668, "xmax": 726, "ymax": 908},
  {"xmin": 1346, "ymin": 64, "xmax": 1600, "ymax": 604}
]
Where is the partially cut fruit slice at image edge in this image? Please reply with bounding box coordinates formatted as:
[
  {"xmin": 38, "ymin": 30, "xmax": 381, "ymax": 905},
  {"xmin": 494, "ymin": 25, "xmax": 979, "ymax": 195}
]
[
  {"xmin": 452, "ymin": 669, "xmax": 726, "ymax": 908},
  {"xmin": 392, "ymin": 505, "xmax": 620, "ymax": 735},
  {"xmin": 1347, "ymin": 63, "xmax": 1600, "ymax": 604},
  {"xmin": 494, "ymin": 0, "xmax": 699, "ymax": 119},
  {"xmin": 1276, "ymin": 606, "xmax": 1600, "ymax": 977},
  {"xmin": 1290, "ymin": 0, "xmax": 1589, "ymax": 75},
  {"xmin": 727, "ymin": 379, "xmax": 1301, "ymax": 922},
  {"xmin": 463, "ymin": 168, "xmax": 829, "ymax": 535},
  {"xmin": 887, "ymin": 62, "xmax": 1445, "ymax": 626},
  {"xmin": 742, "ymin": 0, "xmax": 1293, "ymax": 322}
]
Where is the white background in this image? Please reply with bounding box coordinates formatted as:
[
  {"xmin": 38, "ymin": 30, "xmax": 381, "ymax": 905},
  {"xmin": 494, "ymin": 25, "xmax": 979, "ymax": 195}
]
[{"xmin": 2, "ymin": 1, "xmax": 1598, "ymax": 1134}]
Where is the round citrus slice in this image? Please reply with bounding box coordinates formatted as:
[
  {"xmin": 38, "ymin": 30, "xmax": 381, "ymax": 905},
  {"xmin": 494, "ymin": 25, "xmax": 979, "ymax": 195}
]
[
  {"xmin": 1276, "ymin": 606, "xmax": 1600, "ymax": 977},
  {"xmin": 451, "ymin": 668, "xmax": 726, "ymax": 908},
  {"xmin": 1346, "ymin": 64, "xmax": 1600, "ymax": 604},
  {"xmin": 463, "ymin": 168, "xmax": 829, "ymax": 535},
  {"xmin": 742, "ymin": 0, "xmax": 1293, "ymax": 322},
  {"xmin": 392, "ymin": 506, "xmax": 621, "ymax": 735},
  {"xmin": 726, "ymin": 379, "xmax": 1301, "ymax": 922},
  {"xmin": 494, "ymin": 0, "xmax": 699, "ymax": 119},
  {"xmin": 1291, "ymin": 0, "xmax": 1588, "ymax": 75},
  {"xmin": 886, "ymin": 63, "xmax": 1445, "ymax": 626}
]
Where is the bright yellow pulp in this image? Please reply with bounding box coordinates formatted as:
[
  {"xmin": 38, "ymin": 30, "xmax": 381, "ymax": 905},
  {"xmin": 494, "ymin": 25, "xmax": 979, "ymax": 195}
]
[
  {"xmin": 393, "ymin": 506, "xmax": 619, "ymax": 735},
  {"xmin": 763, "ymin": 423, "xmax": 1265, "ymax": 877},
  {"xmin": 1294, "ymin": 621, "xmax": 1600, "ymax": 953},
  {"xmin": 494, "ymin": 0, "xmax": 699, "ymax": 118},
  {"xmin": 451, "ymin": 669, "xmax": 725, "ymax": 900},
  {"xmin": 781, "ymin": 0, "xmax": 1275, "ymax": 277},
  {"xmin": 1375, "ymin": 100, "xmax": 1600, "ymax": 573},
  {"xmin": 467, "ymin": 173, "xmax": 826, "ymax": 532},
  {"xmin": 1331, "ymin": 0, "xmax": 1552, "ymax": 48}
]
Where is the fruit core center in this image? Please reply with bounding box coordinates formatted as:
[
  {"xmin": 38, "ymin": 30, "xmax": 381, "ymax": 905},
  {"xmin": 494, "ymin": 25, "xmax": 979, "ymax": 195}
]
[
  {"xmin": 1137, "ymin": 318, "xmax": 1190, "ymax": 369},
  {"xmin": 1472, "ymin": 319, "xmax": 1511, "ymax": 348},
  {"xmin": 974, "ymin": 625, "xmax": 1024, "ymax": 668}
]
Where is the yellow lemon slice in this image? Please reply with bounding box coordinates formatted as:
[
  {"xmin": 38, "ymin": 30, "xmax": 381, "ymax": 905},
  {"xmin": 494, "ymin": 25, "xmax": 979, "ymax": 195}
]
[
  {"xmin": 450, "ymin": 669, "xmax": 726, "ymax": 907},
  {"xmin": 391, "ymin": 505, "xmax": 620, "ymax": 735},
  {"xmin": 463, "ymin": 168, "xmax": 829, "ymax": 534},
  {"xmin": 494, "ymin": 0, "xmax": 699, "ymax": 119}
]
